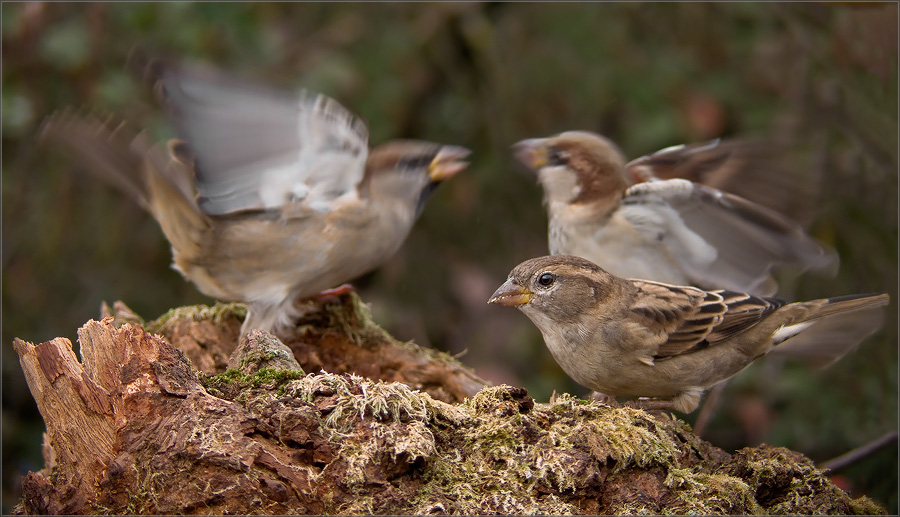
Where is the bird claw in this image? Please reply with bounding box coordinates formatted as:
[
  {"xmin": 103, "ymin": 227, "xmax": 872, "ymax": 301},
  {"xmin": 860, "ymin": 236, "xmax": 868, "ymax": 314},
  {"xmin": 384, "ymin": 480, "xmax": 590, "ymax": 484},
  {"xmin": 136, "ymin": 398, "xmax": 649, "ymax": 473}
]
[
  {"xmin": 590, "ymin": 391, "xmax": 620, "ymax": 407},
  {"xmin": 300, "ymin": 284, "xmax": 357, "ymax": 306},
  {"xmin": 315, "ymin": 284, "xmax": 356, "ymax": 300}
]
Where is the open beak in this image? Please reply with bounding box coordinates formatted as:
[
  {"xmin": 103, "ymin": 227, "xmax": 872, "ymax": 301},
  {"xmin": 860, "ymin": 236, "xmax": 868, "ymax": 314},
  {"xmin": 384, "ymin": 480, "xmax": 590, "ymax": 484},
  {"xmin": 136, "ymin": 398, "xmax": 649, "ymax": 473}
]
[
  {"xmin": 429, "ymin": 145, "xmax": 471, "ymax": 182},
  {"xmin": 488, "ymin": 279, "xmax": 533, "ymax": 307},
  {"xmin": 511, "ymin": 138, "xmax": 548, "ymax": 170}
]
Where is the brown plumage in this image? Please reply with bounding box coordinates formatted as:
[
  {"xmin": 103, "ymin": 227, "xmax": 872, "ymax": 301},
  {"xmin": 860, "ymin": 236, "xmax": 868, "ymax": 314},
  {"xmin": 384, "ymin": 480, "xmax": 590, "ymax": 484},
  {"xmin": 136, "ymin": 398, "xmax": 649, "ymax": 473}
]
[
  {"xmin": 512, "ymin": 131, "xmax": 836, "ymax": 296},
  {"xmin": 39, "ymin": 59, "xmax": 469, "ymax": 336},
  {"xmin": 488, "ymin": 255, "xmax": 889, "ymax": 413}
]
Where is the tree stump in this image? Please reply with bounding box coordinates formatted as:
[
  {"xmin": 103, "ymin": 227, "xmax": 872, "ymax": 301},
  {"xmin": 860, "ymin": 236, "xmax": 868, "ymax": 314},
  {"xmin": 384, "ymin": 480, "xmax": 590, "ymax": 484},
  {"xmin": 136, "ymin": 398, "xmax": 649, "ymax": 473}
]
[{"xmin": 12, "ymin": 294, "xmax": 886, "ymax": 514}]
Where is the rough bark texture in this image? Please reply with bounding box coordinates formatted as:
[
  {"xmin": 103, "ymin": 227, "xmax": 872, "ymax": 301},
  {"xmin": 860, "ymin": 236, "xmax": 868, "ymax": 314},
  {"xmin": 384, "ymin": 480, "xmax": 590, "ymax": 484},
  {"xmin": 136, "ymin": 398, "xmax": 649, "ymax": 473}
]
[{"xmin": 13, "ymin": 293, "xmax": 886, "ymax": 515}]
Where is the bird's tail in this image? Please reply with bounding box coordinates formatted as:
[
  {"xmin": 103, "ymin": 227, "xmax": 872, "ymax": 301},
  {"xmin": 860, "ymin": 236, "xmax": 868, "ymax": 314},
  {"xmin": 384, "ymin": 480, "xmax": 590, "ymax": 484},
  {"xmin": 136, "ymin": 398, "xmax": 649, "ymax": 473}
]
[
  {"xmin": 38, "ymin": 110, "xmax": 208, "ymax": 264},
  {"xmin": 772, "ymin": 293, "xmax": 890, "ymax": 367},
  {"xmin": 39, "ymin": 109, "xmax": 152, "ymax": 208}
]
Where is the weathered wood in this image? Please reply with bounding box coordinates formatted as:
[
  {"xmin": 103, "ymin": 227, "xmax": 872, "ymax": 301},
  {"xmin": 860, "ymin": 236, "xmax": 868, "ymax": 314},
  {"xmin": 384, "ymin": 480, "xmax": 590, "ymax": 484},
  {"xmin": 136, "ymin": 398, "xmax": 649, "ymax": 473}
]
[{"xmin": 14, "ymin": 332, "xmax": 118, "ymax": 514}]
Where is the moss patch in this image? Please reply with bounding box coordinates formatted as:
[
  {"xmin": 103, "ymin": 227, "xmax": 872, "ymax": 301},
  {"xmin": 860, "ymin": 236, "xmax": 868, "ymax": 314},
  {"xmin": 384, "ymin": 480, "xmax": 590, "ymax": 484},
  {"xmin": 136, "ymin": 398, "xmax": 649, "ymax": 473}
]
[
  {"xmin": 203, "ymin": 367, "xmax": 304, "ymax": 399},
  {"xmin": 146, "ymin": 302, "xmax": 247, "ymax": 335},
  {"xmin": 200, "ymin": 375, "xmax": 886, "ymax": 514}
]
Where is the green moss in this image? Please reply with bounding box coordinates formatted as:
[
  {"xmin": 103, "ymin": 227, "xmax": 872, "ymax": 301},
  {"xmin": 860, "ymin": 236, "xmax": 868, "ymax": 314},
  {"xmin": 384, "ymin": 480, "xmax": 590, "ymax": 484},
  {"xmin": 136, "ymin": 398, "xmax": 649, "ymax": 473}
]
[
  {"xmin": 294, "ymin": 292, "xmax": 385, "ymax": 346},
  {"xmin": 606, "ymin": 501, "xmax": 659, "ymax": 515},
  {"xmin": 850, "ymin": 496, "xmax": 890, "ymax": 515},
  {"xmin": 278, "ymin": 373, "xmax": 442, "ymax": 495},
  {"xmin": 404, "ymin": 387, "xmax": 687, "ymax": 513},
  {"xmin": 250, "ymin": 368, "xmax": 304, "ymax": 388},
  {"xmin": 541, "ymin": 393, "xmax": 681, "ymax": 472},
  {"xmin": 145, "ymin": 302, "xmax": 247, "ymax": 335},
  {"xmin": 664, "ymin": 468, "xmax": 762, "ymax": 515},
  {"xmin": 105, "ymin": 363, "xmax": 886, "ymax": 514},
  {"xmin": 203, "ymin": 367, "xmax": 304, "ymax": 398},
  {"xmin": 236, "ymin": 348, "xmax": 298, "ymax": 371},
  {"xmin": 207, "ymin": 368, "xmax": 246, "ymax": 385},
  {"xmin": 719, "ymin": 446, "xmax": 888, "ymax": 514}
]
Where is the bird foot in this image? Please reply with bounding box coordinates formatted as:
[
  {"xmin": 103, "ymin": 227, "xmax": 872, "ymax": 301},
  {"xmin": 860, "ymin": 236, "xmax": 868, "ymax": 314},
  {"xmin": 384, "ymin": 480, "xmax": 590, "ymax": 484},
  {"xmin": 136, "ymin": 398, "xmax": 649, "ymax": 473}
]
[
  {"xmin": 309, "ymin": 284, "xmax": 356, "ymax": 304},
  {"xmin": 623, "ymin": 388, "xmax": 703, "ymax": 414},
  {"xmin": 590, "ymin": 391, "xmax": 620, "ymax": 407}
]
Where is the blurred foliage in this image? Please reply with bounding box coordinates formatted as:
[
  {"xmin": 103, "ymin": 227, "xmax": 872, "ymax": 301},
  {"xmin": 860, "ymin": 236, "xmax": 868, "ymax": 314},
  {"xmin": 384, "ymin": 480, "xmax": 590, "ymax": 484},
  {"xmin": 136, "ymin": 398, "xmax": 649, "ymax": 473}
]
[{"xmin": 2, "ymin": 2, "xmax": 897, "ymax": 513}]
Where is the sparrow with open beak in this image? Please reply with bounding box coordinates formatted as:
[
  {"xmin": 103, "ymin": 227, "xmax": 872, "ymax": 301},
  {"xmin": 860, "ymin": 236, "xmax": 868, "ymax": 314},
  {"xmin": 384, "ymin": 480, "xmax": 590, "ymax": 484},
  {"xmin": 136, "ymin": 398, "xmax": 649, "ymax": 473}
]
[
  {"xmin": 40, "ymin": 58, "xmax": 469, "ymax": 336},
  {"xmin": 512, "ymin": 131, "xmax": 836, "ymax": 296},
  {"xmin": 488, "ymin": 255, "xmax": 889, "ymax": 413}
]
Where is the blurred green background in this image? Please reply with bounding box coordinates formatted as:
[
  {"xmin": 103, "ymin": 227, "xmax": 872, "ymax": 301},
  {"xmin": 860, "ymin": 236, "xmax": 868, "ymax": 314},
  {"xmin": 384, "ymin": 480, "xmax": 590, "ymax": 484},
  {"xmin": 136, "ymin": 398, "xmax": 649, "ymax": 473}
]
[{"xmin": 2, "ymin": 2, "xmax": 897, "ymax": 513}]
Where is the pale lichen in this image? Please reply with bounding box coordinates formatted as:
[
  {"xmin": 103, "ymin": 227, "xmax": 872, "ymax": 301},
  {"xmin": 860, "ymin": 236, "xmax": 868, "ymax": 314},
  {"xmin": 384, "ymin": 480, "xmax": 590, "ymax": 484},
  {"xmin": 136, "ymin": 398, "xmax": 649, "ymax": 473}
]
[
  {"xmin": 146, "ymin": 302, "xmax": 247, "ymax": 335},
  {"xmin": 664, "ymin": 468, "xmax": 762, "ymax": 515}
]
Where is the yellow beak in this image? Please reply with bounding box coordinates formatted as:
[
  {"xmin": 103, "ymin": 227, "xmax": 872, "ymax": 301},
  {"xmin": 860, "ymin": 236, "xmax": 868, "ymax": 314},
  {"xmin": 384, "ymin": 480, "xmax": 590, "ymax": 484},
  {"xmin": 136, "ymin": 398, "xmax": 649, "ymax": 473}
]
[
  {"xmin": 488, "ymin": 279, "xmax": 533, "ymax": 307},
  {"xmin": 429, "ymin": 145, "xmax": 471, "ymax": 182},
  {"xmin": 511, "ymin": 138, "xmax": 548, "ymax": 169}
]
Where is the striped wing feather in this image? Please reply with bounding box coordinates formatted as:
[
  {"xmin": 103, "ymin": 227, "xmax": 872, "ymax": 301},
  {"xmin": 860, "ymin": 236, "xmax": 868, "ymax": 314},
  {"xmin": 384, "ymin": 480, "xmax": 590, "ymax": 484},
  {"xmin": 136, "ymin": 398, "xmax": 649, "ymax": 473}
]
[{"xmin": 629, "ymin": 281, "xmax": 784, "ymax": 359}]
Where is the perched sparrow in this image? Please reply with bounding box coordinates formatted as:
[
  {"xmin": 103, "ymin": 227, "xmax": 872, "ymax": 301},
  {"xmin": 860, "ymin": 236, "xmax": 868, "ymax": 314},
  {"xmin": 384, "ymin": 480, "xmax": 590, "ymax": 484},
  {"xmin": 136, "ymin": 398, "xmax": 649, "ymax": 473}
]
[
  {"xmin": 488, "ymin": 255, "xmax": 889, "ymax": 413},
  {"xmin": 512, "ymin": 131, "xmax": 836, "ymax": 296},
  {"xmin": 40, "ymin": 59, "xmax": 469, "ymax": 336}
]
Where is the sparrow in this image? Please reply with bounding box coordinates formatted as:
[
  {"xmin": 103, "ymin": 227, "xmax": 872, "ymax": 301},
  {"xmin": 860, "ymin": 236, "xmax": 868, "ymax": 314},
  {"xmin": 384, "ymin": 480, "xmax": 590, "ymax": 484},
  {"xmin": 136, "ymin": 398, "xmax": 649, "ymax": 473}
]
[
  {"xmin": 488, "ymin": 255, "xmax": 889, "ymax": 413},
  {"xmin": 512, "ymin": 131, "xmax": 836, "ymax": 296},
  {"xmin": 39, "ymin": 58, "xmax": 470, "ymax": 336}
]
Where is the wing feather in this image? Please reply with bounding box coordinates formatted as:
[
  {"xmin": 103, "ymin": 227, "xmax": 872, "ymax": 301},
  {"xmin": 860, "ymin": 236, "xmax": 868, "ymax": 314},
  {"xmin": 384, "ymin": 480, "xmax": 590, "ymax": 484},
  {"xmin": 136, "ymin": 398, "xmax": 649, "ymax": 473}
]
[
  {"xmin": 625, "ymin": 138, "xmax": 819, "ymax": 226},
  {"xmin": 629, "ymin": 281, "xmax": 726, "ymax": 358},
  {"xmin": 622, "ymin": 179, "xmax": 836, "ymax": 295},
  {"xmin": 146, "ymin": 59, "xmax": 370, "ymax": 215},
  {"xmin": 628, "ymin": 280, "xmax": 787, "ymax": 361}
]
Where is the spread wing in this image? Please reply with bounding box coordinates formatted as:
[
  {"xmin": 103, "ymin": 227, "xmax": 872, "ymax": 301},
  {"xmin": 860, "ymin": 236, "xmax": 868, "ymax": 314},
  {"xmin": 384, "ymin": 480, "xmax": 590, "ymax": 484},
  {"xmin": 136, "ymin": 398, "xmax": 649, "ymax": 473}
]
[
  {"xmin": 145, "ymin": 59, "xmax": 370, "ymax": 216},
  {"xmin": 626, "ymin": 139, "xmax": 728, "ymax": 184},
  {"xmin": 628, "ymin": 280, "xmax": 784, "ymax": 361},
  {"xmin": 621, "ymin": 179, "xmax": 837, "ymax": 295},
  {"xmin": 625, "ymin": 138, "xmax": 818, "ymax": 226}
]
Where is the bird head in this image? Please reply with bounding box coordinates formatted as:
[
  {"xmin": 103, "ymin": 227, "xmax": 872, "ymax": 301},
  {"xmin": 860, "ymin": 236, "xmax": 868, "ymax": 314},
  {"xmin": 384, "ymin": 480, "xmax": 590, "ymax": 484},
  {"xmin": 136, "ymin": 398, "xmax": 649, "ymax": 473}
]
[
  {"xmin": 365, "ymin": 141, "xmax": 470, "ymax": 218},
  {"xmin": 512, "ymin": 131, "xmax": 628, "ymax": 205}
]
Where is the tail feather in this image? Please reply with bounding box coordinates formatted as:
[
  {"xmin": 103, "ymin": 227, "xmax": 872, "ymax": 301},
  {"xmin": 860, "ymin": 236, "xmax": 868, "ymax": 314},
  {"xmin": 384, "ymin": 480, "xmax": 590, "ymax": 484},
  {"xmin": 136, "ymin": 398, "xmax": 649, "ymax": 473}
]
[
  {"xmin": 772, "ymin": 293, "xmax": 890, "ymax": 367},
  {"xmin": 39, "ymin": 109, "xmax": 151, "ymax": 208},
  {"xmin": 809, "ymin": 293, "xmax": 889, "ymax": 321},
  {"xmin": 39, "ymin": 109, "xmax": 208, "ymax": 265}
]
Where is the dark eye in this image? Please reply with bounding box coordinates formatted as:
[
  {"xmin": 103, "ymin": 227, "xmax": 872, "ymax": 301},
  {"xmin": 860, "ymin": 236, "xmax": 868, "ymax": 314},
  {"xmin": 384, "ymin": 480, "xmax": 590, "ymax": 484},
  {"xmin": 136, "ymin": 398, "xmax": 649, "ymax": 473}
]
[
  {"xmin": 547, "ymin": 147, "xmax": 567, "ymax": 165},
  {"xmin": 398, "ymin": 154, "xmax": 434, "ymax": 171},
  {"xmin": 537, "ymin": 272, "xmax": 555, "ymax": 287}
]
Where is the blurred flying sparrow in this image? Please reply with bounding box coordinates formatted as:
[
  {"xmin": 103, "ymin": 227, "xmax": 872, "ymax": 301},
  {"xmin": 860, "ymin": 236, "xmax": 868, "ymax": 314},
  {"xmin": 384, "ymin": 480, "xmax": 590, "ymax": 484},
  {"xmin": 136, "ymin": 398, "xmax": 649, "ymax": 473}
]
[
  {"xmin": 40, "ymin": 58, "xmax": 469, "ymax": 336},
  {"xmin": 512, "ymin": 131, "xmax": 836, "ymax": 296},
  {"xmin": 488, "ymin": 255, "xmax": 889, "ymax": 413}
]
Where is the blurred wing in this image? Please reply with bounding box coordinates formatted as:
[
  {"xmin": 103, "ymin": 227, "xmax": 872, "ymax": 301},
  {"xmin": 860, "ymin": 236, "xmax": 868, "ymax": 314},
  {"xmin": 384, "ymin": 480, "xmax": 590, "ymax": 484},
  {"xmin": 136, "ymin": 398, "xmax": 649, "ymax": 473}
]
[
  {"xmin": 623, "ymin": 179, "xmax": 837, "ymax": 295},
  {"xmin": 626, "ymin": 139, "xmax": 726, "ymax": 184},
  {"xmin": 625, "ymin": 139, "xmax": 818, "ymax": 226},
  {"xmin": 148, "ymin": 59, "xmax": 370, "ymax": 215}
]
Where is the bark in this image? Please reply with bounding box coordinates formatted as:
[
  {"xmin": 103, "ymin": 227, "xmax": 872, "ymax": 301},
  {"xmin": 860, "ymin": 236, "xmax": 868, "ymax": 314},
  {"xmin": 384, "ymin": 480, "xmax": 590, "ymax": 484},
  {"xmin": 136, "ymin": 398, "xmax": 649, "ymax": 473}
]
[{"xmin": 13, "ymin": 293, "xmax": 886, "ymax": 515}]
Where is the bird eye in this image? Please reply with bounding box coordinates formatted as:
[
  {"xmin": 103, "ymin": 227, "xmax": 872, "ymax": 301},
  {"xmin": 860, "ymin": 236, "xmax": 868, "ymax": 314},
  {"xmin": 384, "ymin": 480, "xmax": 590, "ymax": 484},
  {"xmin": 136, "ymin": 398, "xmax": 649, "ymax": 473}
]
[
  {"xmin": 547, "ymin": 147, "xmax": 567, "ymax": 165},
  {"xmin": 537, "ymin": 272, "xmax": 556, "ymax": 287},
  {"xmin": 398, "ymin": 154, "xmax": 434, "ymax": 171}
]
